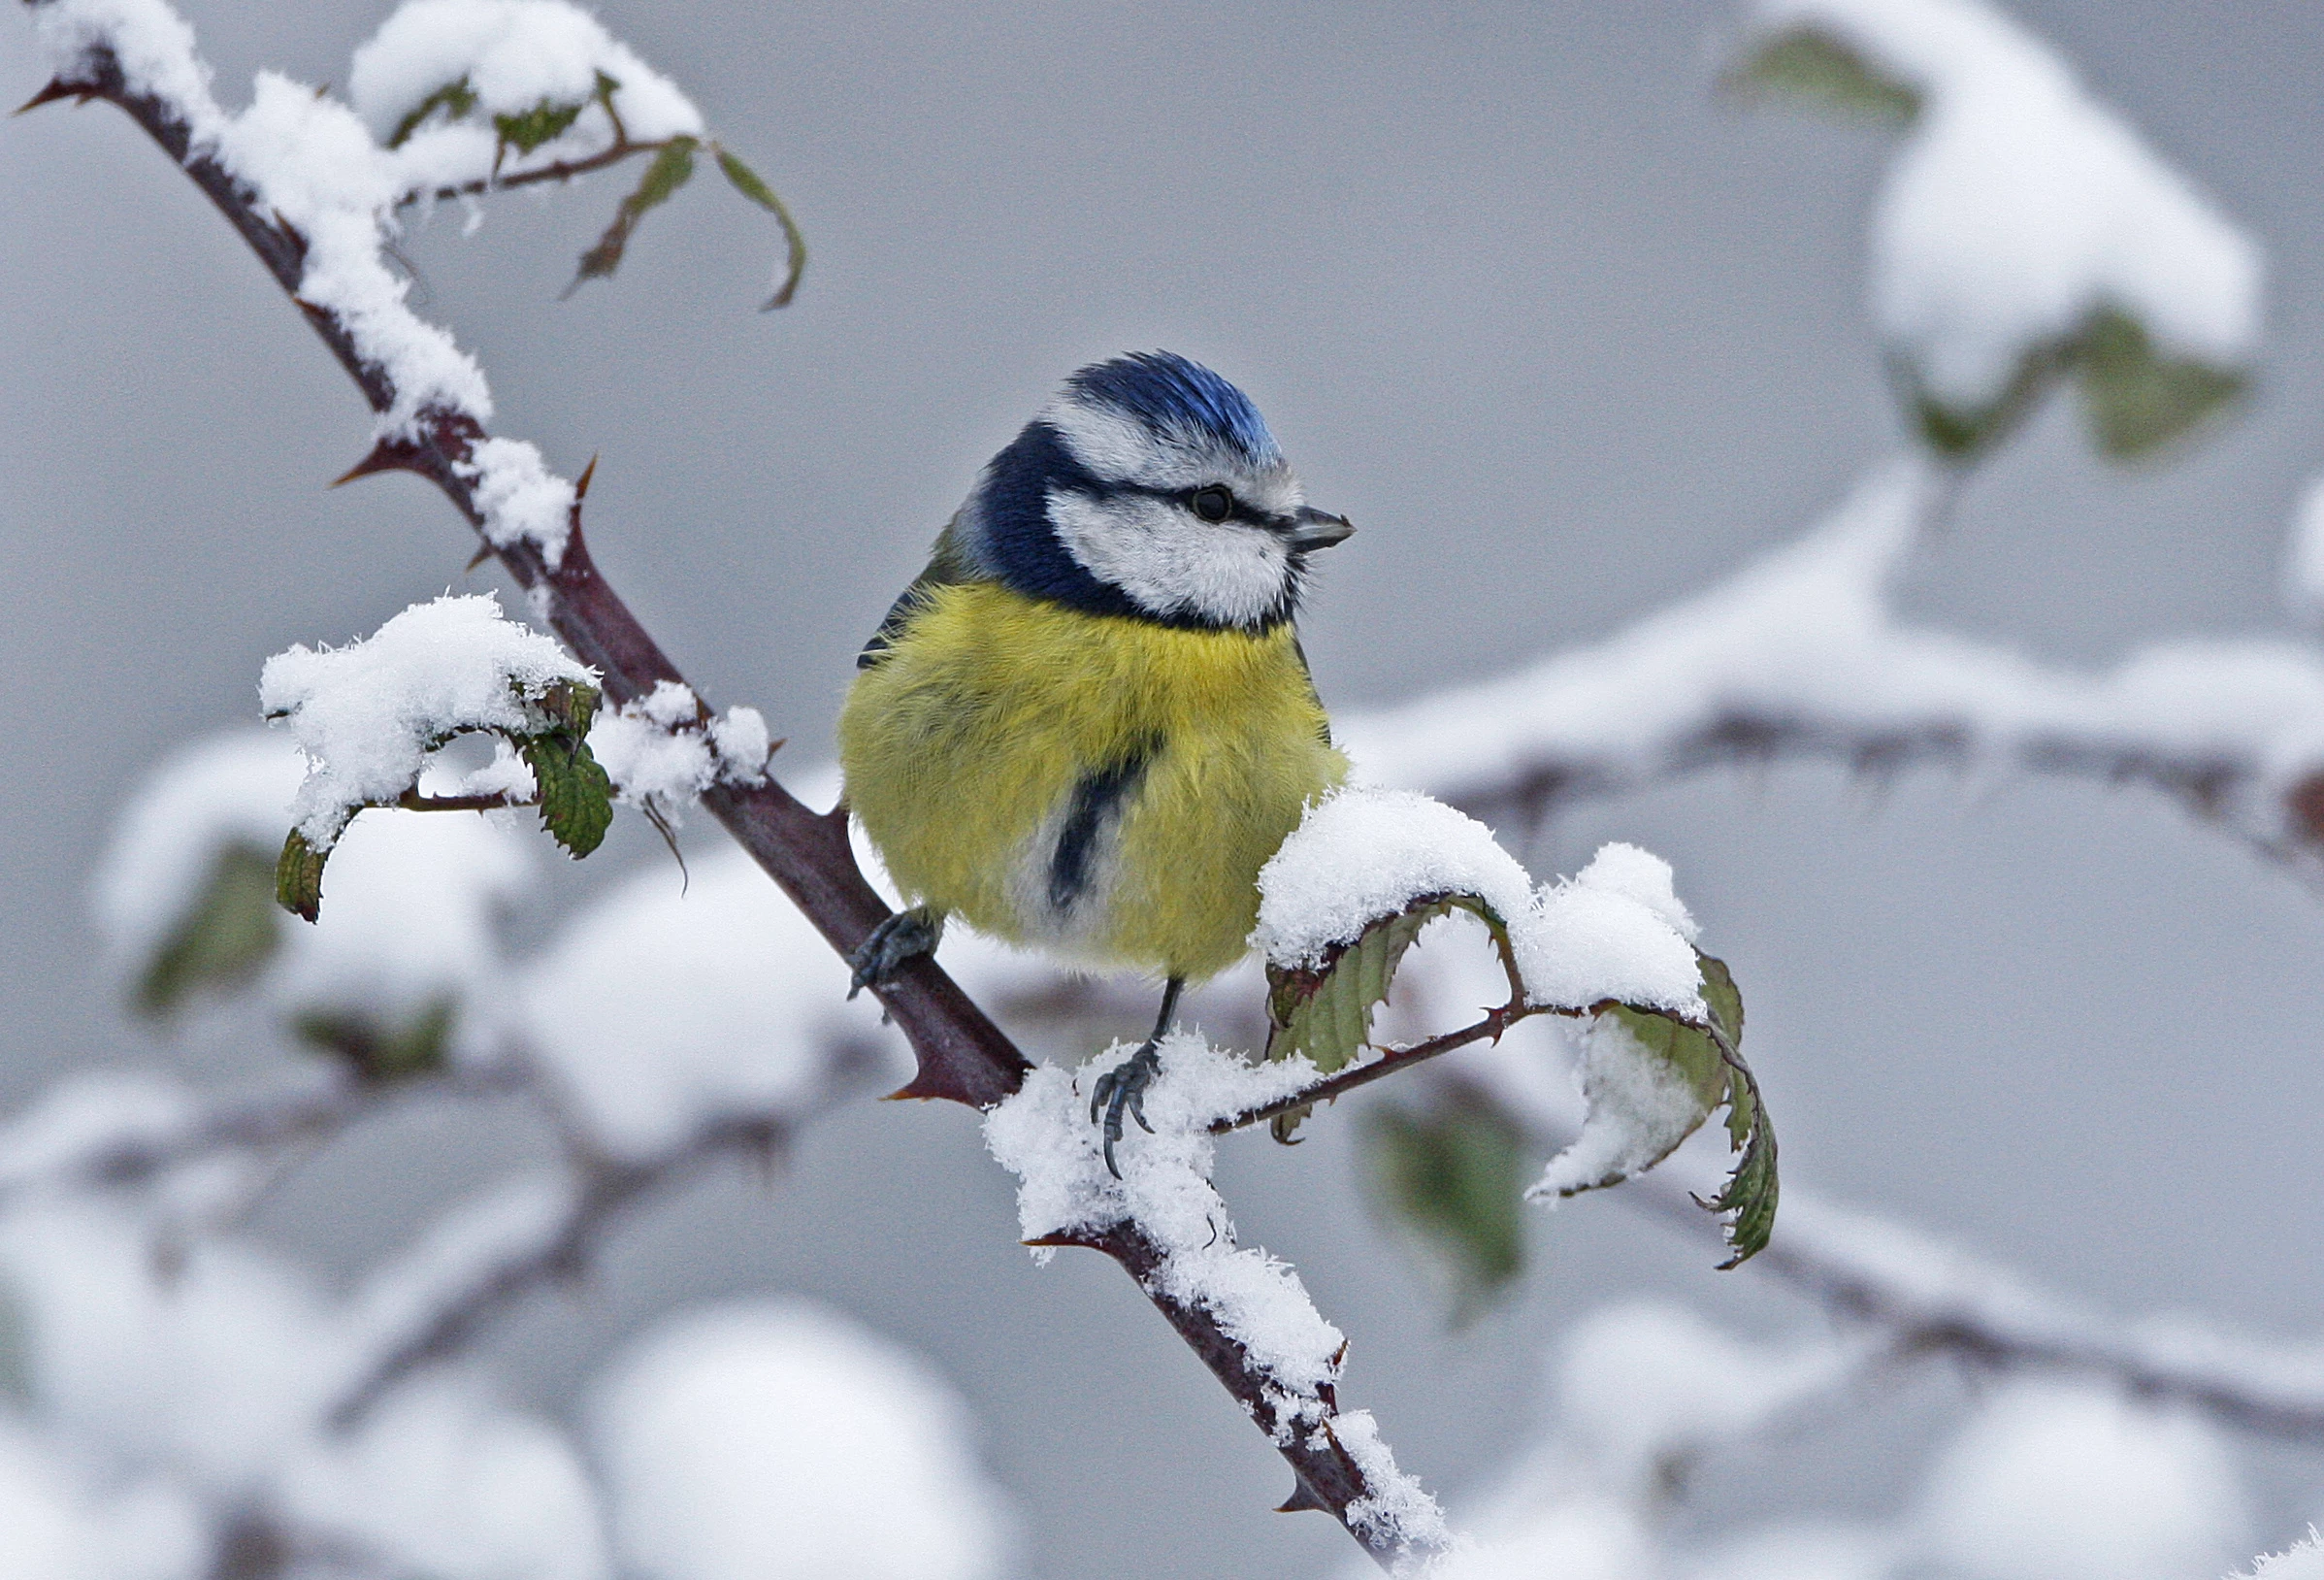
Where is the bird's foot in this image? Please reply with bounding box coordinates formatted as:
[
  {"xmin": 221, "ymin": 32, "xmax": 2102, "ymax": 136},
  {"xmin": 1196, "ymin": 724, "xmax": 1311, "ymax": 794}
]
[
  {"xmin": 1090, "ymin": 1038, "xmax": 1165, "ymax": 1179},
  {"xmin": 847, "ymin": 906, "xmax": 943, "ymax": 999}
]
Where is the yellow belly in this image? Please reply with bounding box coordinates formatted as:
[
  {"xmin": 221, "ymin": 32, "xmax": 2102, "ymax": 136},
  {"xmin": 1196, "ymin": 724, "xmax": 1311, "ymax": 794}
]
[{"xmin": 837, "ymin": 581, "xmax": 1348, "ymax": 980}]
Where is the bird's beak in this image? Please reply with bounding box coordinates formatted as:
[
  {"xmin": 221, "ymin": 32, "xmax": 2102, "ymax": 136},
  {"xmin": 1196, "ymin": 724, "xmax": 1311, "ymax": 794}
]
[{"xmin": 1286, "ymin": 507, "xmax": 1355, "ymax": 551}]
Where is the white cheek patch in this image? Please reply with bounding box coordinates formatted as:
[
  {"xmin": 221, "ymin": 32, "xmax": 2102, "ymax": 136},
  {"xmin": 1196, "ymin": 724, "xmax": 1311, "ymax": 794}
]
[{"xmin": 1048, "ymin": 490, "xmax": 1292, "ymax": 628}]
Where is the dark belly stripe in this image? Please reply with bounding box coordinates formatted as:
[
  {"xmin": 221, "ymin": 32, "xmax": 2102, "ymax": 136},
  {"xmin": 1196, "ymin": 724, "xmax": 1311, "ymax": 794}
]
[{"xmin": 1048, "ymin": 736, "xmax": 1162, "ymax": 912}]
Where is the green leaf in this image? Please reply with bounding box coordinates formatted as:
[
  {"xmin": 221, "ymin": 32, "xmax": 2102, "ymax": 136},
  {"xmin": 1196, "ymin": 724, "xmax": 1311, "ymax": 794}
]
[
  {"xmin": 388, "ymin": 78, "xmax": 477, "ymax": 148},
  {"xmin": 293, "ymin": 997, "xmax": 455, "ymax": 1083},
  {"xmin": 2071, "ymin": 306, "xmax": 2246, "ymax": 460},
  {"xmin": 1262, "ymin": 893, "xmax": 1506, "ymax": 1140},
  {"xmin": 712, "ymin": 146, "xmax": 808, "ymax": 309},
  {"xmin": 493, "ymin": 96, "xmax": 587, "ymax": 158},
  {"xmin": 568, "ymin": 136, "xmax": 699, "ymax": 293},
  {"xmin": 136, "ymin": 843, "xmax": 280, "ymax": 1016},
  {"xmin": 276, "ymin": 830, "xmax": 329, "ymax": 923},
  {"xmin": 1363, "ymin": 1089, "xmax": 1528, "ymax": 1323},
  {"xmin": 520, "ymin": 728, "xmax": 613, "ymax": 858},
  {"xmin": 1894, "ymin": 345, "xmax": 2060, "ymax": 463},
  {"xmin": 1547, "ymin": 952, "xmax": 1776, "ymax": 1267},
  {"xmin": 1725, "ymin": 25, "xmax": 1921, "ymax": 126}
]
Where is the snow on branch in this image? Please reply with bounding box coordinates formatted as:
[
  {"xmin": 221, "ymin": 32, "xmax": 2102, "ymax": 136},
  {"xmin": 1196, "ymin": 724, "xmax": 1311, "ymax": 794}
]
[
  {"xmin": 985, "ymin": 1037, "xmax": 1454, "ymax": 1563},
  {"xmin": 1241, "ymin": 787, "xmax": 1774, "ymax": 1264},
  {"xmin": 1345, "ymin": 459, "xmax": 2324, "ymax": 871}
]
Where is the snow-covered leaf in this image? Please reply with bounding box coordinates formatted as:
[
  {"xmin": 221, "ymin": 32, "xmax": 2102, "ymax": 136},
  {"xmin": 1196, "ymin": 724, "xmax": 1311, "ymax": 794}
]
[
  {"xmin": 1262, "ymin": 893, "xmax": 1501, "ymax": 1141},
  {"xmin": 1362, "ymin": 1088, "xmax": 1528, "ymax": 1321},
  {"xmin": 1733, "ymin": 0, "xmax": 2262, "ymax": 467},
  {"xmin": 1533, "ymin": 952, "xmax": 1777, "ymax": 1267},
  {"xmin": 385, "ymin": 76, "xmax": 477, "ymax": 148},
  {"xmin": 492, "ymin": 91, "xmax": 586, "ymax": 157}
]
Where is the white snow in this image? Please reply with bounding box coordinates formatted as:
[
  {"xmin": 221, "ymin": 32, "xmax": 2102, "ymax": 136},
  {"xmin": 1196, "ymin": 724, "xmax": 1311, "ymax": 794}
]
[
  {"xmin": 460, "ymin": 438, "xmax": 576, "ymax": 569},
  {"xmin": 1746, "ymin": 0, "xmax": 2262, "ymax": 411},
  {"xmin": 1550, "ymin": 1300, "xmax": 1864, "ymax": 1492},
  {"xmin": 1912, "ymin": 1379, "xmax": 2250, "ymax": 1580},
  {"xmin": 983, "ymin": 1037, "xmax": 1451, "ymax": 1557},
  {"xmin": 585, "ymin": 681, "xmax": 772, "ymax": 815},
  {"xmin": 519, "ymin": 843, "xmax": 899, "ymax": 1162},
  {"xmin": 94, "ymin": 730, "xmax": 532, "ymax": 1056},
  {"xmin": 349, "ymin": 0, "xmax": 703, "ymax": 153},
  {"xmin": 217, "ymin": 71, "xmax": 494, "ymax": 435},
  {"xmin": 1256, "ymin": 787, "xmax": 1704, "ymax": 1016},
  {"xmin": 262, "ymin": 594, "xmax": 593, "ymax": 850},
  {"xmin": 1527, "ymin": 1016, "xmax": 1710, "ymax": 1201},
  {"xmin": 2283, "ymin": 476, "xmax": 2324, "ymax": 629},
  {"xmin": 1253, "ymin": 787, "xmax": 1533, "ymax": 967},
  {"xmin": 2238, "ymin": 1534, "xmax": 2324, "ymax": 1580},
  {"xmin": 1345, "ymin": 457, "xmax": 2324, "ymax": 852},
  {"xmin": 594, "ymin": 1300, "xmax": 1011, "ymax": 1580}
]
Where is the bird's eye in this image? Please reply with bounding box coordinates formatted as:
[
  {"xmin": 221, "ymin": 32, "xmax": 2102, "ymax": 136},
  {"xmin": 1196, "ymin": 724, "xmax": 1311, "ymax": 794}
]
[{"xmin": 1190, "ymin": 486, "xmax": 1234, "ymax": 523}]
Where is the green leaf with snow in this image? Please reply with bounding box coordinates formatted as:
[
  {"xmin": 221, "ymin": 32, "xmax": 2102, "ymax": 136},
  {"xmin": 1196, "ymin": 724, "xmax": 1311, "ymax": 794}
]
[
  {"xmin": 569, "ymin": 136, "xmax": 699, "ymax": 293},
  {"xmin": 1363, "ymin": 1089, "xmax": 1528, "ymax": 1323},
  {"xmin": 520, "ymin": 726, "xmax": 613, "ymax": 859},
  {"xmin": 276, "ymin": 830, "xmax": 329, "ymax": 924},
  {"xmin": 1724, "ymin": 24, "xmax": 1921, "ymax": 126},
  {"xmin": 138, "ymin": 843, "xmax": 280, "ymax": 1014},
  {"xmin": 2071, "ymin": 307, "xmax": 2246, "ymax": 460},
  {"xmin": 294, "ymin": 997, "xmax": 454, "ymax": 1083},
  {"xmin": 1263, "ymin": 893, "xmax": 1504, "ymax": 1141},
  {"xmin": 713, "ymin": 146, "xmax": 808, "ymax": 310},
  {"xmin": 493, "ymin": 96, "xmax": 587, "ymax": 158},
  {"xmin": 1548, "ymin": 951, "xmax": 1777, "ymax": 1267},
  {"xmin": 387, "ymin": 78, "xmax": 478, "ymax": 148}
]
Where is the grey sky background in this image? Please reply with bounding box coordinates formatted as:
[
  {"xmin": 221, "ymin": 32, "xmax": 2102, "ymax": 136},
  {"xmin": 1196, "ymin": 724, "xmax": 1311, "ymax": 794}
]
[{"xmin": 6, "ymin": 1, "xmax": 2324, "ymax": 1573}]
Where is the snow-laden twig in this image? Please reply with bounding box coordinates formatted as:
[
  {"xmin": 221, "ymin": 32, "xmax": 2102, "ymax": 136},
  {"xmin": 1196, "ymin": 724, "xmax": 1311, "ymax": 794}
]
[
  {"xmin": 21, "ymin": 0, "xmax": 1443, "ymax": 1557},
  {"xmin": 1344, "ymin": 458, "xmax": 2324, "ymax": 871},
  {"xmin": 986, "ymin": 1037, "xmax": 1455, "ymax": 1564}
]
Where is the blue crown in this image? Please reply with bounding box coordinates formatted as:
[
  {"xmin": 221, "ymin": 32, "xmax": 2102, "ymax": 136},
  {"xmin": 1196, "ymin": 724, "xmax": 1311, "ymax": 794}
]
[{"xmin": 1064, "ymin": 351, "xmax": 1282, "ymax": 467}]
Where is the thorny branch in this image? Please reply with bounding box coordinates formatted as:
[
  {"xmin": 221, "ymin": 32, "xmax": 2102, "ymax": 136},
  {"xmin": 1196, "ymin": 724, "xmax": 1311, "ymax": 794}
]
[{"xmin": 27, "ymin": 39, "xmax": 1427, "ymax": 1566}]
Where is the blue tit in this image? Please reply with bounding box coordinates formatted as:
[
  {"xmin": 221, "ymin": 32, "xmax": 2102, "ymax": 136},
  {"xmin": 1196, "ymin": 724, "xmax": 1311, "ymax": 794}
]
[{"xmin": 837, "ymin": 350, "xmax": 1355, "ymax": 1170}]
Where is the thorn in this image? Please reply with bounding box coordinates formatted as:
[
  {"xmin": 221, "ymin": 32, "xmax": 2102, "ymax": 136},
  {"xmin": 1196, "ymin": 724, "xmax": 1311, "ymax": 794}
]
[
  {"xmin": 15, "ymin": 79, "xmax": 84, "ymax": 115},
  {"xmin": 464, "ymin": 543, "xmax": 494, "ymax": 572},
  {"xmin": 330, "ymin": 437, "xmax": 423, "ymax": 488},
  {"xmin": 573, "ymin": 452, "xmax": 599, "ymax": 500},
  {"xmin": 1276, "ymin": 1479, "xmax": 1332, "ymax": 1515}
]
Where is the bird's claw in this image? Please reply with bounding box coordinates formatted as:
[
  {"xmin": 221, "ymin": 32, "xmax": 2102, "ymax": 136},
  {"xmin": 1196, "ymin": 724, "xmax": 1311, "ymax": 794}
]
[
  {"xmin": 1091, "ymin": 1040, "xmax": 1164, "ymax": 1179},
  {"xmin": 847, "ymin": 906, "xmax": 942, "ymax": 999}
]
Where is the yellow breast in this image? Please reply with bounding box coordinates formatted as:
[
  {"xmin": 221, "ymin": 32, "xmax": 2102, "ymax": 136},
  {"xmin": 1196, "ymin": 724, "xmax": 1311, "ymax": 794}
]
[{"xmin": 837, "ymin": 581, "xmax": 1348, "ymax": 979}]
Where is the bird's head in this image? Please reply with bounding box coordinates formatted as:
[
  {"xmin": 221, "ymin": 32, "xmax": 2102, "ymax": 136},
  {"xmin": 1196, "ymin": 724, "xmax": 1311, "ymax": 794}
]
[{"xmin": 959, "ymin": 351, "xmax": 1354, "ymax": 632}]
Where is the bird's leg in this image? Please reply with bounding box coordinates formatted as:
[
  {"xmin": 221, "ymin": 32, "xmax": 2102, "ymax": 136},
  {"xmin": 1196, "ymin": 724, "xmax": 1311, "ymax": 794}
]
[
  {"xmin": 846, "ymin": 906, "xmax": 945, "ymax": 999},
  {"xmin": 1090, "ymin": 975, "xmax": 1186, "ymax": 1178}
]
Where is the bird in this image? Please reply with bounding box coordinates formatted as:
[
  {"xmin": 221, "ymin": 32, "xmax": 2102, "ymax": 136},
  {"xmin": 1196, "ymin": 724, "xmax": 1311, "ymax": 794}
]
[{"xmin": 837, "ymin": 350, "xmax": 1355, "ymax": 1173}]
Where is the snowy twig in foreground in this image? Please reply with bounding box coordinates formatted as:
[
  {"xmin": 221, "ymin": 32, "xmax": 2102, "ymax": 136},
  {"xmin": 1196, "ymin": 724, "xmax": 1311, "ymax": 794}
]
[
  {"xmin": 20, "ymin": 3, "xmax": 1428, "ymax": 1558},
  {"xmin": 1347, "ymin": 459, "xmax": 2324, "ymax": 874}
]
